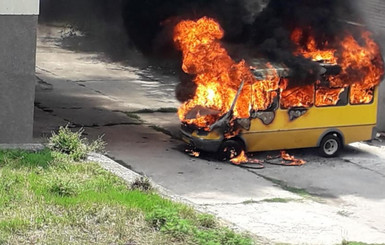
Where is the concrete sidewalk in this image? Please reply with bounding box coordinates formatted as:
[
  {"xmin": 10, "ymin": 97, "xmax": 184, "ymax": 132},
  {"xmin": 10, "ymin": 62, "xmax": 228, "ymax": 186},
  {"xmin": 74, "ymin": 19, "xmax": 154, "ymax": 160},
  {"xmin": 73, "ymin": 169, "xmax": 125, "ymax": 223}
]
[{"xmin": 34, "ymin": 25, "xmax": 385, "ymax": 244}]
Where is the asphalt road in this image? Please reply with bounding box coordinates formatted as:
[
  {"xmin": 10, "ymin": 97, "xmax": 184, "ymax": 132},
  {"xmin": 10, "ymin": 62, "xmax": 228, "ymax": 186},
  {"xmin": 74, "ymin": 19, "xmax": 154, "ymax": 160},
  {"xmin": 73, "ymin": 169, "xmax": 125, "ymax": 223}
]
[{"xmin": 34, "ymin": 24, "xmax": 385, "ymax": 244}]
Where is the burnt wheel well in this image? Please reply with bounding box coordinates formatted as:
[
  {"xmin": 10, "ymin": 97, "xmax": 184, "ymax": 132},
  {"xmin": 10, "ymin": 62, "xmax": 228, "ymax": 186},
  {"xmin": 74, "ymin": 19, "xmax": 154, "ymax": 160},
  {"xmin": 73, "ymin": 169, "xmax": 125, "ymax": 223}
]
[
  {"xmin": 226, "ymin": 136, "xmax": 246, "ymax": 150},
  {"xmin": 318, "ymin": 130, "xmax": 344, "ymax": 147}
]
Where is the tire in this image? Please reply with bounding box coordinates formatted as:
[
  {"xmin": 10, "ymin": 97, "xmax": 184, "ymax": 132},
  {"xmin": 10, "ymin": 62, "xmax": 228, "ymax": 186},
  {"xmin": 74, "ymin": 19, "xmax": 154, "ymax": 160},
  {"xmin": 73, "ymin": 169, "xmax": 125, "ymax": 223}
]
[
  {"xmin": 319, "ymin": 133, "xmax": 342, "ymax": 157},
  {"xmin": 217, "ymin": 140, "xmax": 244, "ymax": 161}
]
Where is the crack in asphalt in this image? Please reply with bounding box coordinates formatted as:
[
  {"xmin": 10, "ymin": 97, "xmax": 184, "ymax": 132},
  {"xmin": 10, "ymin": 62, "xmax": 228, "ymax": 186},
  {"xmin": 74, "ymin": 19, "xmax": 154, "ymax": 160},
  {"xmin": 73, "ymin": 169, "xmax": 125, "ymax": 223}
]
[
  {"xmin": 243, "ymin": 169, "xmax": 333, "ymax": 201},
  {"xmin": 36, "ymin": 66, "xmax": 58, "ymax": 76},
  {"xmin": 197, "ymin": 198, "xmax": 301, "ymax": 207},
  {"xmin": 342, "ymin": 158, "xmax": 385, "ymax": 178},
  {"xmin": 74, "ymin": 81, "xmax": 114, "ymax": 99}
]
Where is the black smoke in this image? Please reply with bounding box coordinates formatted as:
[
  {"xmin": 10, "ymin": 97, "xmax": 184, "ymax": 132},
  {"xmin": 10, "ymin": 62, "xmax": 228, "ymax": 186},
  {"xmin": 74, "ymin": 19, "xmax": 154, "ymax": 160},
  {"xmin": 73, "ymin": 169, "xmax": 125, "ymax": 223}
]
[
  {"xmin": 39, "ymin": 0, "xmax": 133, "ymax": 61},
  {"xmin": 249, "ymin": 0, "xmax": 363, "ymax": 87},
  {"xmin": 121, "ymin": 0, "xmax": 267, "ymax": 56}
]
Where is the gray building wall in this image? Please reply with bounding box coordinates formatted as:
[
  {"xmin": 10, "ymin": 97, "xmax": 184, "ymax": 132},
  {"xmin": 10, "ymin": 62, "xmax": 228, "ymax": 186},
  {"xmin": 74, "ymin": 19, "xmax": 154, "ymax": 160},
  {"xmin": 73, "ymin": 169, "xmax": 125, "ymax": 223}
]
[
  {"xmin": 0, "ymin": 16, "xmax": 38, "ymax": 143},
  {"xmin": 354, "ymin": 0, "xmax": 385, "ymax": 131}
]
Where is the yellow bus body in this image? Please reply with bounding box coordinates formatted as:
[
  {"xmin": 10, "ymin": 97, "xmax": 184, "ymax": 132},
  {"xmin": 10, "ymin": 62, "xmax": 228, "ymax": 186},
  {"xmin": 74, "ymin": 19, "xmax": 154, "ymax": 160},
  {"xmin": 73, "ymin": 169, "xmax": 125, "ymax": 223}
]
[{"xmin": 242, "ymin": 88, "xmax": 378, "ymax": 152}]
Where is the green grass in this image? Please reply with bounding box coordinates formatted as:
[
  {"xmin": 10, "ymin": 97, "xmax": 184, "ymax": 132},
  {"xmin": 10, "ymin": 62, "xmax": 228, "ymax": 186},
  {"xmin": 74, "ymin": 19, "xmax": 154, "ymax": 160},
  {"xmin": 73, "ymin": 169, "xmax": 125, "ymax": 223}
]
[
  {"xmin": 341, "ymin": 241, "xmax": 385, "ymax": 245},
  {"xmin": 0, "ymin": 149, "xmax": 253, "ymax": 245}
]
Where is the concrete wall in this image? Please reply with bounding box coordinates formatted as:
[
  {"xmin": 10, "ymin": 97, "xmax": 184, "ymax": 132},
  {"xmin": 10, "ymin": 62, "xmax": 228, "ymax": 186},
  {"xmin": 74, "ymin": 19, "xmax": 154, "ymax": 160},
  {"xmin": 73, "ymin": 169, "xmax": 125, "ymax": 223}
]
[
  {"xmin": 354, "ymin": 0, "xmax": 385, "ymax": 131},
  {"xmin": 0, "ymin": 2, "xmax": 39, "ymax": 143},
  {"xmin": 0, "ymin": 0, "xmax": 39, "ymax": 15}
]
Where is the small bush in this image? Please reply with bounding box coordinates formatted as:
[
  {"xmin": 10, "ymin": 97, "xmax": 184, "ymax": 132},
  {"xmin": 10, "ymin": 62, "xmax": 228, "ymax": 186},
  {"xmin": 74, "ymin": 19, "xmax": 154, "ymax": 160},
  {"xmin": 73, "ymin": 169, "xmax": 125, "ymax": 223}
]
[
  {"xmin": 49, "ymin": 125, "xmax": 105, "ymax": 161},
  {"xmin": 130, "ymin": 176, "xmax": 153, "ymax": 192}
]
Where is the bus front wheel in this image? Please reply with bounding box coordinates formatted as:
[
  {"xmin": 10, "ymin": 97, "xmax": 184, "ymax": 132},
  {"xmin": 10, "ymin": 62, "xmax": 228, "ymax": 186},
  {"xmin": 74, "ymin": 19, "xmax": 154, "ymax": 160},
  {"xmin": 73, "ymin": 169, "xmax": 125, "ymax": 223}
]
[
  {"xmin": 319, "ymin": 134, "xmax": 341, "ymax": 157},
  {"xmin": 218, "ymin": 140, "xmax": 244, "ymax": 161}
]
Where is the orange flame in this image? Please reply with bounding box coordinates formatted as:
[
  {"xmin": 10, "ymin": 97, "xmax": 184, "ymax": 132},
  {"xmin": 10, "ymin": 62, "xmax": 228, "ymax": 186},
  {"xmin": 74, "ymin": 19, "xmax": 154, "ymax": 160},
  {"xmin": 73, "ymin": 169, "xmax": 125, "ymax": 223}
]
[
  {"xmin": 291, "ymin": 28, "xmax": 337, "ymax": 64},
  {"xmin": 292, "ymin": 28, "xmax": 384, "ymax": 107},
  {"xmin": 334, "ymin": 31, "xmax": 384, "ymax": 104},
  {"xmin": 230, "ymin": 151, "xmax": 248, "ymax": 165},
  {"xmin": 280, "ymin": 150, "xmax": 306, "ymax": 166},
  {"xmin": 174, "ymin": 17, "xmax": 279, "ymax": 129}
]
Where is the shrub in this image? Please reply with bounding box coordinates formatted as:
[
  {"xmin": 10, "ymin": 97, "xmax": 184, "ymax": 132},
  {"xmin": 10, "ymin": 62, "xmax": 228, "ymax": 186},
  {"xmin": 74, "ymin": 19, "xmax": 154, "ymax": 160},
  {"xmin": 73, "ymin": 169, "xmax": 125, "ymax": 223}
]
[{"xmin": 49, "ymin": 125, "xmax": 105, "ymax": 161}]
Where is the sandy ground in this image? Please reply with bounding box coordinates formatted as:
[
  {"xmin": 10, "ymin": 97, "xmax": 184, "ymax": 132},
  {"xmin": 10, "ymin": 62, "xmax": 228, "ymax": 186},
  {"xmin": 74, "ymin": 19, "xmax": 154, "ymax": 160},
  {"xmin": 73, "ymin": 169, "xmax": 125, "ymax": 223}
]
[{"xmin": 34, "ymin": 24, "xmax": 385, "ymax": 244}]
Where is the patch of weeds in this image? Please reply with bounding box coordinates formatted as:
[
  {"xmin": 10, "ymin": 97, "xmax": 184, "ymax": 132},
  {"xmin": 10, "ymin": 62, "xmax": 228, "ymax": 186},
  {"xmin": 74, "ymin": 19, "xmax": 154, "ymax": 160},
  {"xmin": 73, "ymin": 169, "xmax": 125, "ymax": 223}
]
[
  {"xmin": 337, "ymin": 210, "xmax": 352, "ymax": 217},
  {"xmin": 132, "ymin": 107, "xmax": 178, "ymax": 113},
  {"xmin": 149, "ymin": 125, "xmax": 172, "ymax": 137},
  {"xmin": 194, "ymin": 228, "xmax": 253, "ymax": 245},
  {"xmin": 130, "ymin": 176, "xmax": 153, "ymax": 192},
  {"xmin": 125, "ymin": 112, "xmax": 144, "ymax": 123},
  {"xmin": 49, "ymin": 178, "xmax": 79, "ymax": 197},
  {"xmin": 197, "ymin": 214, "xmax": 217, "ymax": 229},
  {"xmin": 259, "ymin": 175, "xmax": 313, "ymax": 199},
  {"xmin": 242, "ymin": 199, "xmax": 258, "ymax": 204},
  {"xmin": 260, "ymin": 198, "xmax": 294, "ymax": 203},
  {"xmin": 157, "ymin": 107, "xmax": 178, "ymax": 113},
  {"xmin": 147, "ymin": 207, "xmax": 179, "ymax": 230},
  {"xmin": 147, "ymin": 207, "xmax": 253, "ymax": 244},
  {"xmin": 133, "ymin": 108, "xmax": 155, "ymax": 113},
  {"xmin": 146, "ymin": 207, "xmax": 193, "ymax": 241},
  {"xmin": 341, "ymin": 241, "xmax": 384, "ymax": 245},
  {"xmin": 0, "ymin": 170, "xmax": 26, "ymax": 207},
  {"xmin": 0, "ymin": 219, "xmax": 30, "ymax": 233},
  {"xmin": 49, "ymin": 125, "xmax": 105, "ymax": 161}
]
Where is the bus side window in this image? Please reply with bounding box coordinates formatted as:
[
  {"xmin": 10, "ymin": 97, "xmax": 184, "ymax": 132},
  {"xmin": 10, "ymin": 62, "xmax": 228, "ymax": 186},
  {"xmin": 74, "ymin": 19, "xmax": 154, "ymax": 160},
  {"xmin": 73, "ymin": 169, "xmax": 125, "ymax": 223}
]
[
  {"xmin": 349, "ymin": 85, "xmax": 375, "ymax": 105},
  {"xmin": 280, "ymin": 84, "xmax": 314, "ymax": 109},
  {"xmin": 250, "ymin": 89, "xmax": 278, "ymax": 125},
  {"xmin": 315, "ymin": 86, "xmax": 348, "ymax": 107}
]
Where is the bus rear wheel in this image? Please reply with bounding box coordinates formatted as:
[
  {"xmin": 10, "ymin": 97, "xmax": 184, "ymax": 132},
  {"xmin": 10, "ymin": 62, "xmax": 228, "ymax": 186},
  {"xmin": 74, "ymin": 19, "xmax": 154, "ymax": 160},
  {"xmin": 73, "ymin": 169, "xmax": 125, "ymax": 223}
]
[
  {"xmin": 319, "ymin": 134, "xmax": 341, "ymax": 157},
  {"xmin": 217, "ymin": 140, "xmax": 244, "ymax": 161}
]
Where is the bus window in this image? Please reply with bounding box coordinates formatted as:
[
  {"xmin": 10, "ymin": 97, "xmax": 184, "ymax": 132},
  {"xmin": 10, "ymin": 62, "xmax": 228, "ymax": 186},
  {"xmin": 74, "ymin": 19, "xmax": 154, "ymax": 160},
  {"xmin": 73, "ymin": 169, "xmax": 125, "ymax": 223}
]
[
  {"xmin": 280, "ymin": 84, "xmax": 314, "ymax": 109},
  {"xmin": 350, "ymin": 84, "xmax": 374, "ymax": 104},
  {"xmin": 250, "ymin": 88, "xmax": 278, "ymax": 125},
  {"xmin": 251, "ymin": 84, "xmax": 279, "ymax": 111},
  {"xmin": 315, "ymin": 86, "xmax": 348, "ymax": 107}
]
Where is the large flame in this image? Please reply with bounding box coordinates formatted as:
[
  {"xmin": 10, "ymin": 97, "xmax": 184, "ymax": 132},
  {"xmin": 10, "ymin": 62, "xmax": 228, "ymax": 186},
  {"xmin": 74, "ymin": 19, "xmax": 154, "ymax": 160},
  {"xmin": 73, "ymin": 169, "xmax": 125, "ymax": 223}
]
[
  {"xmin": 291, "ymin": 28, "xmax": 337, "ymax": 64},
  {"xmin": 174, "ymin": 17, "xmax": 279, "ymax": 128},
  {"xmin": 291, "ymin": 28, "xmax": 384, "ymax": 107},
  {"xmin": 174, "ymin": 17, "xmax": 384, "ymax": 129}
]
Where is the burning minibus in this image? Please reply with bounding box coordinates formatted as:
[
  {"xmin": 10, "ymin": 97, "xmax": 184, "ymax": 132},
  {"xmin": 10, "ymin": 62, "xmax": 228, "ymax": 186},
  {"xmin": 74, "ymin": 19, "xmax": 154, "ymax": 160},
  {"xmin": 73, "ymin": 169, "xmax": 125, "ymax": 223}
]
[{"xmin": 174, "ymin": 17, "xmax": 384, "ymax": 160}]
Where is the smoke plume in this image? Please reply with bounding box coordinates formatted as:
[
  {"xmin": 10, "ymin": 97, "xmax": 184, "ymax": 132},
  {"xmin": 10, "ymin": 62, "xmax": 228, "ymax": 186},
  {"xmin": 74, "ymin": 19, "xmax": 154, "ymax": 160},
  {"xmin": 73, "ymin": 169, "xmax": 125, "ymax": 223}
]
[{"xmin": 249, "ymin": 0, "xmax": 363, "ymax": 87}]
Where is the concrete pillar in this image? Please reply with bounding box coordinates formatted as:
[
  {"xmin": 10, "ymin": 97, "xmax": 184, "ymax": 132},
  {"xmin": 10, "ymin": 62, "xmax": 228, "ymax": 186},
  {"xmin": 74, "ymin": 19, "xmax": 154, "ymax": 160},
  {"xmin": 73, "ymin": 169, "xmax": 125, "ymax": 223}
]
[{"xmin": 0, "ymin": 0, "xmax": 39, "ymax": 143}]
